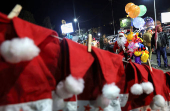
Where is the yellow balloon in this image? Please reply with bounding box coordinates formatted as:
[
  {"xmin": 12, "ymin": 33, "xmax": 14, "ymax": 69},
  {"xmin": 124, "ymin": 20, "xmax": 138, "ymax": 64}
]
[
  {"xmin": 134, "ymin": 51, "xmax": 142, "ymax": 56},
  {"xmin": 127, "ymin": 32, "xmax": 134, "ymax": 41},
  {"xmin": 141, "ymin": 51, "xmax": 149, "ymax": 63}
]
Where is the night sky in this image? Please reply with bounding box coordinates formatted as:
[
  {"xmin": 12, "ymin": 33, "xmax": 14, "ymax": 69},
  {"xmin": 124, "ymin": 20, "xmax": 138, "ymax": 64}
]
[{"xmin": 1, "ymin": 0, "xmax": 170, "ymax": 35}]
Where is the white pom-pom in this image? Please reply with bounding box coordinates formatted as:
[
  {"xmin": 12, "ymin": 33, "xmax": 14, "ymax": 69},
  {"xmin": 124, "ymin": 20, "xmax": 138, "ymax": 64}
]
[
  {"xmin": 150, "ymin": 101, "xmax": 161, "ymax": 110},
  {"xmin": 141, "ymin": 82, "xmax": 154, "ymax": 94},
  {"xmin": 102, "ymin": 83, "xmax": 120, "ymax": 100},
  {"xmin": 52, "ymin": 92, "xmax": 65, "ymax": 110},
  {"xmin": 56, "ymin": 81, "xmax": 73, "ymax": 99},
  {"xmin": 0, "ymin": 37, "xmax": 40, "ymax": 63},
  {"xmin": 94, "ymin": 95, "xmax": 110, "ymax": 109},
  {"xmin": 64, "ymin": 75, "xmax": 84, "ymax": 95},
  {"xmin": 153, "ymin": 95, "xmax": 165, "ymax": 108},
  {"xmin": 130, "ymin": 83, "xmax": 143, "ymax": 95}
]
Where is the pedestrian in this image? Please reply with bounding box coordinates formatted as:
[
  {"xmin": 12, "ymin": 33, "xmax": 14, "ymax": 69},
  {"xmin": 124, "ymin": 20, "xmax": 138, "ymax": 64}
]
[
  {"xmin": 103, "ymin": 38, "xmax": 110, "ymax": 50},
  {"xmin": 143, "ymin": 28, "xmax": 152, "ymax": 60},
  {"xmin": 151, "ymin": 25, "xmax": 169, "ymax": 69}
]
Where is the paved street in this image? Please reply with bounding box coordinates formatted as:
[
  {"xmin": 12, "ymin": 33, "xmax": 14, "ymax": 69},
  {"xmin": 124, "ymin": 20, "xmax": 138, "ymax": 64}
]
[{"xmin": 144, "ymin": 53, "xmax": 170, "ymax": 72}]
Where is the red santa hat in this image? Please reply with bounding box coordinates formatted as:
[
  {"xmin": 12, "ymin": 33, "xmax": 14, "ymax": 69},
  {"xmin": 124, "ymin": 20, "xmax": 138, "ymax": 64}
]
[
  {"xmin": 56, "ymin": 38, "xmax": 94, "ymax": 99},
  {"xmin": 0, "ymin": 12, "xmax": 60, "ymax": 110},
  {"xmin": 143, "ymin": 65, "xmax": 168, "ymax": 110},
  {"xmin": 132, "ymin": 63, "xmax": 154, "ymax": 95},
  {"xmin": 118, "ymin": 32, "xmax": 125, "ymax": 37},
  {"xmin": 92, "ymin": 47, "xmax": 123, "ymax": 100}
]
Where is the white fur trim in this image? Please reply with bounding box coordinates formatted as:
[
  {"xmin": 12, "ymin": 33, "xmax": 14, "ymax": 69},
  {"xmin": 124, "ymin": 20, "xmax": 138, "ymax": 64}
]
[
  {"xmin": 0, "ymin": 99, "xmax": 52, "ymax": 111},
  {"xmin": 141, "ymin": 82, "xmax": 154, "ymax": 94},
  {"xmin": 65, "ymin": 75, "xmax": 84, "ymax": 95},
  {"xmin": 130, "ymin": 84, "xmax": 143, "ymax": 95},
  {"xmin": 153, "ymin": 95, "xmax": 165, "ymax": 108},
  {"xmin": 56, "ymin": 81, "xmax": 73, "ymax": 99},
  {"xmin": 118, "ymin": 33, "xmax": 124, "ymax": 37},
  {"xmin": 102, "ymin": 83, "xmax": 120, "ymax": 100},
  {"xmin": 52, "ymin": 91, "xmax": 65, "ymax": 110},
  {"xmin": 0, "ymin": 37, "xmax": 40, "ymax": 63},
  {"xmin": 94, "ymin": 95, "xmax": 110, "ymax": 109}
]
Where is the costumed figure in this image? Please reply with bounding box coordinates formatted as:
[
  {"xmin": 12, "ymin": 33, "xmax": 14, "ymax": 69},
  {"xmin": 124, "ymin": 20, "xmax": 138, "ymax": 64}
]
[{"xmin": 113, "ymin": 32, "xmax": 129, "ymax": 57}]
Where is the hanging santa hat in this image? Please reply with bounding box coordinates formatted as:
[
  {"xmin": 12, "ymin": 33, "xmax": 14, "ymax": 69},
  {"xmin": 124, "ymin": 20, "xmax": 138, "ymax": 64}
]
[
  {"xmin": 132, "ymin": 63, "xmax": 154, "ymax": 95},
  {"xmin": 143, "ymin": 64, "xmax": 168, "ymax": 110},
  {"xmin": 92, "ymin": 47, "xmax": 124, "ymax": 100},
  {"xmin": 56, "ymin": 38, "xmax": 94, "ymax": 100}
]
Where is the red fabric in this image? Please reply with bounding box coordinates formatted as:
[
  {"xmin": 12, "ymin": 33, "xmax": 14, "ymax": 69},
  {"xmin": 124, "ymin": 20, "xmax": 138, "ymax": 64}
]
[
  {"xmin": 165, "ymin": 72, "xmax": 170, "ymax": 101},
  {"xmin": 0, "ymin": 12, "xmax": 60, "ymax": 105},
  {"xmin": 143, "ymin": 65, "xmax": 169, "ymax": 101},
  {"xmin": 122, "ymin": 63, "xmax": 154, "ymax": 110},
  {"xmin": 113, "ymin": 41, "xmax": 129, "ymax": 56},
  {"xmin": 92, "ymin": 47, "xmax": 124, "ymax": 84},
  {"xmin": 59, "ymin": 39, "xmax": 125, "ymax": 102}
]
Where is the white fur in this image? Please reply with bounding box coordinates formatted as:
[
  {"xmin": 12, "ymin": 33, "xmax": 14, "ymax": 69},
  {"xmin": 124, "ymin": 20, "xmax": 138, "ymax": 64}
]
[
  {"xmin": 130, "ymin": 83, "xmax": 143, "ymax": 95},
  {"xmin": 0, "ymin": 37, "xmax": 40, "ymax": 63},
  {"xmin": 64, "ymin": 75, "xmax": 84, "ymax": 95},
  {"xmin": 141, "ymin": 82, "xmax": 154, "ymax": 94},
  {"xmin": 150, "ymin": 100, "xmax": 161, "ymax": 110},
  {"xmin": 117, "ymin": 36, "xmax": 127, "ymax": 48},
  {"xmin": 52, "ymin": 92, "xmax": 65, "ymax": 110},
  {"xmin": 102, "ymin": 83, "xmax": 120, "ymax": 100},
  {"xmin": 153, "ymin": 95, "xmax": 165, "ymax": 108},
  {"xmin": 95, "ymin": 95, "xmax": 111, "ymax": 109},
  {"xmin": 56, "ymin": 81, "xmax": 73, "ymax": 99}
]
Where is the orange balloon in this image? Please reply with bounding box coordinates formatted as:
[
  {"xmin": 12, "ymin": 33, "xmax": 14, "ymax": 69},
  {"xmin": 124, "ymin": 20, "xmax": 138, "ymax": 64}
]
[
  {"xmin": 125, "ymin": 3, "xmax": 135, "ymax": 14},
  {"xmin": 128, "ymin": 5, "xmax": 140, "ymax": 18}
]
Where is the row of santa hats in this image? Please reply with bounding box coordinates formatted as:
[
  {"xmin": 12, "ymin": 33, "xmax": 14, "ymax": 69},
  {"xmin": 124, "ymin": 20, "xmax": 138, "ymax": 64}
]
[{"xmin": 0, "ymin": 11, "xmax": 169, "ymax": 110}]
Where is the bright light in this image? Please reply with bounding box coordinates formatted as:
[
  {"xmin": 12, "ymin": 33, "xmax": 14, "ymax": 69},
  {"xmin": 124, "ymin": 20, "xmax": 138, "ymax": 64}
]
[
  {"xmin": 122, "ymin": 19, "xmax": 127, "ymax": 23},
  {"xmin": 161, "ymin": 12, "xmax": 170, "ymax": 23},
  {"xmin": 74, "ymin": 18, "xmax": 77, "ymax": 22},
  {"xmin": 98, "ymin": 33, "xmax": 101, "ymax": 36}
]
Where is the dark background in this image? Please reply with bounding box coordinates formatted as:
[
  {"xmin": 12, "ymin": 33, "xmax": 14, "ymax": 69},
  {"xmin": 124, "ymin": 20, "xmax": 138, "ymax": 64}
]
[{"xmin": 0, "ymin": 0, "xmax": 170, "ymax": 35}]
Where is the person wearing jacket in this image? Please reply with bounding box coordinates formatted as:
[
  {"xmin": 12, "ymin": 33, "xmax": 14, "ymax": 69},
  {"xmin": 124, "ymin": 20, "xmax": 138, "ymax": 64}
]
[
  {"xmin": 143, "ymin": 28, "xmax": 152, "ymax": 60},
  {"xmin": 151, "ymin": 25, "xmax": 169, "ymax": 69}
]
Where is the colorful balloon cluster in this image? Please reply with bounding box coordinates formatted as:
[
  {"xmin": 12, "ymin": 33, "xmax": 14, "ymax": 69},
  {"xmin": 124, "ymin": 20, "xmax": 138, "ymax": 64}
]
[
  {"xmin": 125, "ymin": 3, "xmax": 140, "ymax": 18},
  {"xmin": 125, "ymin": 3, "xmax": 148, "ymax": 29},
  {"xmin": 127, "ymin": 31, "xmax": 149, "ymax": 64}
]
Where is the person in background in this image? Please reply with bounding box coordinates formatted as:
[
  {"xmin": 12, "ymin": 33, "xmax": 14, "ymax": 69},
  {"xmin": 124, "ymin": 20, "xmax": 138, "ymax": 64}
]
[
  {"xmin": 103, "ymin": 38, "xmax": 110, "ymax": 50},
  {"xmin": 151, "ymin": 25, "xmax": 169, "ymax": 69},
  {"xmin": 113, "ymin": 32, "xmax": 129, "ymax": 56},
  {"xmin": 139, "ymin": 32, "xmax": 143, "ymax": 38},
  {"xmin": 143, "ymin": 28, "xmax": 152, "ymax": 60},
  {"xmin": 99, "ymin": 34, "xmax": 106, "ymax": 49},
  {"xmin": 97, "ymin": 42, "xmax": 100, "ymax": 49}
]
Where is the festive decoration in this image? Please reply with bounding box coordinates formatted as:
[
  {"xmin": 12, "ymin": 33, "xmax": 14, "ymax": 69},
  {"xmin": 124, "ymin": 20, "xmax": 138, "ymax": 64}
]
[
  {"xmin": 125, "ymin": 3, "xmax": 135, "ymax": 14},
  {"xmin": 141, "ymin": 50, "xmax": 149, "ymax": 63},
  {"xmin": 127, "ymin": 32, "xmax": 134, "ymax": 43},
  {"xmin": 0, "ymin": 37, "xmax": 40, "ymax": 63},
  {"xmin": 128, "ymin": 5, "xmax": 140, "ymax": 18},
  {"xmin": 125, "ymin": 3, "xmax": 140, "ymax": 18},
  {"xmin": 138, "ymin": 5, "xmax": 147, "ymax": 17},
  {"xmin": 144, "ymin": 17, "xmax": 154, "ymax": 28},
  {"xmin": 133, "ymin": 17, "xmax": 145, "ymax": 29}
]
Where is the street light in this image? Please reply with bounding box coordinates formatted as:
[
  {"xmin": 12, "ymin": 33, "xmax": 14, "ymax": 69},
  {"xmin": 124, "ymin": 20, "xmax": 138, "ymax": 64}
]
[
  {"xmin": 74, "ymin": 18, "xmax": 77, "ymax": 22},
  {"xmin": 74, "ymin": 16, "xmax": 81, "ymax": 36}
]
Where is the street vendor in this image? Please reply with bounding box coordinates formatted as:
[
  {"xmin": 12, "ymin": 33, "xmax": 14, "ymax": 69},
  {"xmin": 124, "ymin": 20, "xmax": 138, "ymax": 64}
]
[{"xmin": 113, "ymin": 32, "xmax": 129, "ymax": 56}]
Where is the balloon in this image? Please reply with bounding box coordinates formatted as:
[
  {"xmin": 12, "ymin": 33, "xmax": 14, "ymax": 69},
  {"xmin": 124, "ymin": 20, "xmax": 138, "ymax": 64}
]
[
  {"xmin": 125, "ymin": 3, "xmax": 135, "ymax": 14},
  {"xmin": 127, "ymin": 32, "xmax": 134, "ymax": 41},
  {"xmin": 134, "ymin": 51, "xmax": 142, "ymax": 56},
  {"xmin": 133, "ymin": 17, "xmax": 145, "ymax": 29},
  {"xmin": 144, "ymin": 17, "xmax": 154, "ymax": 28},
  {"xmin": 138, "ymin": 5, "xmax": 147, "ymax": 16},
  {"xmin": 141, "ymin": 50, "xmax": 149, "ymax": 63},
  {"xmin": 128, "ymin": 5, "xmax": 140, "ymax": 18}
]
